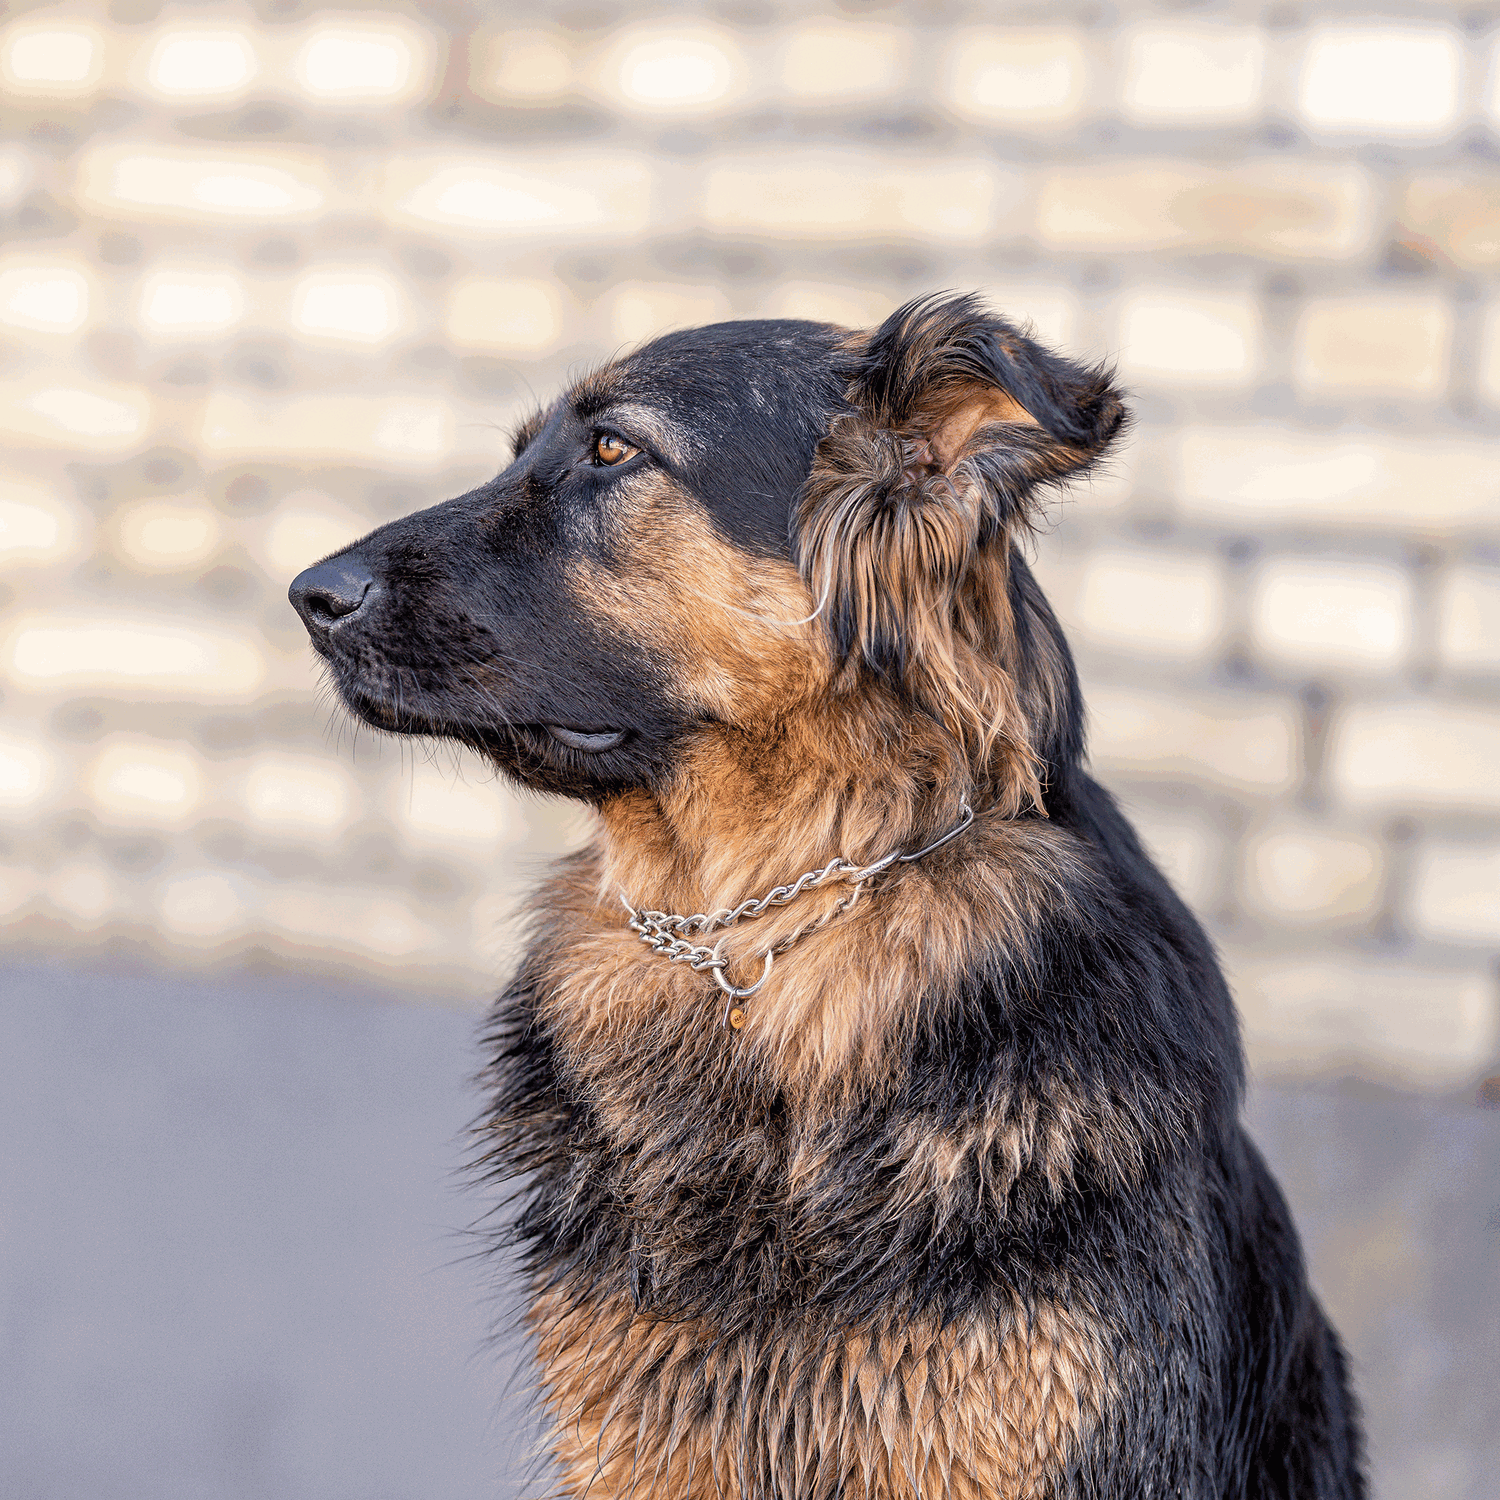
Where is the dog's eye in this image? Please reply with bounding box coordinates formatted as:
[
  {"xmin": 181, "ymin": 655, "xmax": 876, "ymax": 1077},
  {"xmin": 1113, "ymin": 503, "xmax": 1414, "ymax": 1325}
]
[{"xmin": 592, "ymin": 434, "xmax": 640, "ymax": 467}]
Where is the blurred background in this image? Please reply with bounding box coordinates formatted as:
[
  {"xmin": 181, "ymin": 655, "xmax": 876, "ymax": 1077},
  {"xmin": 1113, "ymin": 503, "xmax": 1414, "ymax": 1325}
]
[{"xmin": 1, "ymin": 0, "xmax": 1496, "ymax": 1496}]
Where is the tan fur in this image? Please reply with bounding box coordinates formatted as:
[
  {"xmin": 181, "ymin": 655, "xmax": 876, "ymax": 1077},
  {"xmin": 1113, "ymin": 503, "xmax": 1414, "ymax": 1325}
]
[
  {"xmin": 567, "ymin": 470, "xmax": 831, "ymax": 726},
  {"xmin": 532, "ymin": 444, "xmax": 1098, "ymax": 1103},
  {"xmin": 540, "ymin": 804, "xmax": 1084, "ymax": 1102},
  {"xmin": 532, "ymin": 1283, "xmax": 1118, "ymax": 1500},
  {"xmin": 924, "ymin": 391, "xmax": 1038, "ymax": 469},
  {"xmin": 521, "ymin": 809, "xmax": 1164, "ymax": 1220},
  {"xmin": 500, "ymin": 314, "xmax": 1136, "ymax": 1498},
  {"xmin": 795, "ymin": 417, "xmax": 1046, "ymax": 816}
]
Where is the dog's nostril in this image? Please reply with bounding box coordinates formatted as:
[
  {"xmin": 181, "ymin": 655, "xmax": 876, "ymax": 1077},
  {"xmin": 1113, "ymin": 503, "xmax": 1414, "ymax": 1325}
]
[{"xmin": 289, "ymin": 556, "xmax": 375, "ymax": 629}]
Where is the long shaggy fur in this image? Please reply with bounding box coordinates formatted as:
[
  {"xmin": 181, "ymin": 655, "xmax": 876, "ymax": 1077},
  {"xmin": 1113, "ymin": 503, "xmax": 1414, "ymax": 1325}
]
[
  {"xmin": 797, "ymin": 419, "xmax": 1042, "ymax": 810},
  {"xmin": 291, "ymin": 293, "xmax": 1366, "ymax": 1500},
  {"xmin": 796, "ymin": 295, "xmax": 1127, "ymax": 818}
]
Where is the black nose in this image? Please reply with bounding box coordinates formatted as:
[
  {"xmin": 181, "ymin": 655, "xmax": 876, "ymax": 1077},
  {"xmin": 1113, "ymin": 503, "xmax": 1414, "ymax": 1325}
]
[{"xmin": 289, "ymin": 555, "xmax": 375, "ymax": 631}]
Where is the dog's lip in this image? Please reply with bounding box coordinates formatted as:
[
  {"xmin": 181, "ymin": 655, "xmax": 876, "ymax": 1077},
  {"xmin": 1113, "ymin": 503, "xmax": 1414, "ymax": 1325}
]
[
  {"xmin": 329, "ymin": 683, "xmax": 629, "ymax": 756},
  {"xmin": 544, "ymin": 725, "xmax": 628, "ymax": 752}
]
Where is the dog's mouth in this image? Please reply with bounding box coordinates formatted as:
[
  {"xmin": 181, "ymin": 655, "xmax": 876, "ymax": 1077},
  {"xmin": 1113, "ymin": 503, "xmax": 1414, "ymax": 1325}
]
[
  {"xmin": 337, "ymin": 682, "xmax": 630, "ymax": 758},
  {"xmin": 543, "ymin": 726, "xmax": 627, "ymax": 752}
]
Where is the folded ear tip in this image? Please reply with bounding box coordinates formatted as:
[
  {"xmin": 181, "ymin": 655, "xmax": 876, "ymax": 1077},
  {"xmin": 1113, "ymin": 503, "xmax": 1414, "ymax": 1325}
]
[
  {"xmin": 1073, "ymin": 363, "xmax": 1130, "ymax": 434},
  {"xmin": 850, "ymin": 294, "xmax": 1132, "ymax": 456}
]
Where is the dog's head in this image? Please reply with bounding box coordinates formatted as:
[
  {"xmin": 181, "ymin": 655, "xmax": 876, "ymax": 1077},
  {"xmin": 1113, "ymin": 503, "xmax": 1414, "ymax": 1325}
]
[{"xmin": 291, "ymin": 294, "xmax": 1125, "ymax": 851}]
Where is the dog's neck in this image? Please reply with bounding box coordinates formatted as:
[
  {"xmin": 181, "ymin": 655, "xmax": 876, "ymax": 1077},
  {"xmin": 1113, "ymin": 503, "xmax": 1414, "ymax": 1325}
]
[
  {"xmin": 547, "ymin": 701, "xmax": 1079, "ymax": 1099},
  {"xmin": 596, "ymin": 698, "xmax": 968, "ymax": 918}
]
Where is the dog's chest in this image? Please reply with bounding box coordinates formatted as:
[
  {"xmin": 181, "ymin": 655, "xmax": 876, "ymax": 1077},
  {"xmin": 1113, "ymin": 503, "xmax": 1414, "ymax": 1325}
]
[
  {"xmin": 531, "ymin": 1281, "xmax": 1114, "ymax": 1500},
  {"xmin": 509, "ymin": 924, "xmax": 1120, "ymax": 1495}
]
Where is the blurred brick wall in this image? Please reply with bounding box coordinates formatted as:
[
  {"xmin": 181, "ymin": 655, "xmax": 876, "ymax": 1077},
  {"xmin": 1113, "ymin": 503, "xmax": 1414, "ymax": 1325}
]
[{"xmin": 1, "ymin": 0, "xmax": 1496, "ymax": 1089}]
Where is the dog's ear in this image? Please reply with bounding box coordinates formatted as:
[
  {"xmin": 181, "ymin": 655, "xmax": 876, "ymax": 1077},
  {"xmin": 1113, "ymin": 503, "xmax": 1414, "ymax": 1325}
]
[{"xmin": 796, "ymin": 293, "xmax": 1127, "ymax": 812}]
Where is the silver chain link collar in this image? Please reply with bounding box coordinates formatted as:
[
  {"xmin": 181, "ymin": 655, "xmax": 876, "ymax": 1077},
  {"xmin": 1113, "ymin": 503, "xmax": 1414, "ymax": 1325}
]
[{"xmin": 621, "ymin": 800, "xmax": 974, "ymax": 1030}]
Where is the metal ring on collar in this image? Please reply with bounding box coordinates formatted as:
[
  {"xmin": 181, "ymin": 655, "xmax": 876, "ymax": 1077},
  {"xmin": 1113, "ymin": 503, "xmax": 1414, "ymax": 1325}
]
[{"xmin": 711, "ymin": 946, "xmax": 774, "ymax": 999}]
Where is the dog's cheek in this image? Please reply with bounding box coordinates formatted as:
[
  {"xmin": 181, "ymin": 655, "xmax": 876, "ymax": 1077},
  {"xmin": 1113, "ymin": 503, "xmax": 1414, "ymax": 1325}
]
[{"xmin": 570, "ymin": 479, "xmax": 833, "ymax": 727}]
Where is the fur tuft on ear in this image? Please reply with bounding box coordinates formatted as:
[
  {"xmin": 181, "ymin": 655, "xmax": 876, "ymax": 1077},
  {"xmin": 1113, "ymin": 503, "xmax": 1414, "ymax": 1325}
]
[
  {"xmin": 796, "ymin": 293, "xmax": 1128, "ymax": 815},
  {"xmin": 847, "ymin": 290, "xmax": 1127, "ymax": 515}
]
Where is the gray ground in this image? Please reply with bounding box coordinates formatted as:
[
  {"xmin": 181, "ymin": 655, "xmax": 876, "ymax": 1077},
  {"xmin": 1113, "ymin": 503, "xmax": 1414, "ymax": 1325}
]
[{"xmin": 2, "ymin": 959, "xmax": 1496, "ymax": 1500}]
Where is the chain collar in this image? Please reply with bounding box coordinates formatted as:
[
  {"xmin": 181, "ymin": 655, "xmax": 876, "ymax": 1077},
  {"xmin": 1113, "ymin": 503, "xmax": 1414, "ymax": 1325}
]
[{"xmin": 621, "ymin": 800, "xmax": 974, "ymax": 1030}]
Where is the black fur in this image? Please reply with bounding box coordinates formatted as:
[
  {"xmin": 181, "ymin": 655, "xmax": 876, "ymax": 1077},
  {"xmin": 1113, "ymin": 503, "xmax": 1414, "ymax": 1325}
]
[{"xmin": 292, "ymin": 294, "xmax": 1366, "ymax": 1497}]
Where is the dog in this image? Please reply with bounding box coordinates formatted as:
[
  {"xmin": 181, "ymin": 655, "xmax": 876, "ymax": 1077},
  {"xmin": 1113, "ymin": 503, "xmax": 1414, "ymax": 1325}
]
[{"xmin": 290, "ymin": 294, "xmax": 1365, "ymax": 1498}]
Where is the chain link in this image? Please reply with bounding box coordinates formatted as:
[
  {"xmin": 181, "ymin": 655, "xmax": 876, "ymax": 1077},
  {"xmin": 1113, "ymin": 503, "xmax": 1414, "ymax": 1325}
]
[{"xmin": 621, "ymin": 800, "xmax": 973, "ymax": 1028}]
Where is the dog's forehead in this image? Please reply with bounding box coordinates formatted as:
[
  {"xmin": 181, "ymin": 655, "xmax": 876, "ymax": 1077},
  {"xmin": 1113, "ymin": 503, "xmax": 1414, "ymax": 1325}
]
[{"xmin": 577, "ymin": 319, "xmax": 846, "ymax": 431}]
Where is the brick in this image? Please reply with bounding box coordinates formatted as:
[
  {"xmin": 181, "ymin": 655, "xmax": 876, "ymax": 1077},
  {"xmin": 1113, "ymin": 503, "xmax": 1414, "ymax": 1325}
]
[
  {"xmin": 981, "ymin": 282, "xmax": 1079, "ymax": 352},
  {"xmin": 1399, "ymin": 177, "xmax": 1500, "ymax": 270},
  {"xmin": 137, "ymin": 266, "xmax": 247, "ymax": 339},
  {"xmin": 1026, "ymin": 544, "xmax": 1078, "ymax": 607},
  {"xmin": 1063, "ymin": 465, "xmax": 1135, "ymax": 517},
  {"xmin": 1174, "ymin": 428, "xmax": 1499, "ymax": 534},
  {"xmin": 0, "ymin": 379, "xmax": 152, "ymax": 454},
  {"xmin": 701, "ymin": 153, "xmax": 1022, "ymax": 244},
  {"xmin": 257, "ymin": 636, "xmax": 326, "ymax": 698},
  {"xmin": 1294, "ymin": 295, "xmax": 1452, "ymax": 397},
  {"xmin": 289, "ymin": 17, "xmax": 436, "ymax": 105},
  {"xmin": 1114, "ymin": 288, "xmax": 1262, "ymax": 387},
  {"xmin": 1063, "ymin": 547, "xmax": 1226, "ymax": 660},
  {"xmin": 1480, "ymin": 302, "xmax": 1500, "ymax": 405},
  {"xmin": 0, "ymin": 253, "xmax": 94, "ymax": 335},
  {"xmin": 115, "ymin": 498, "xmax": 222, "ymax": 570},
  {"xmin": 382, "ymin": 152, "xmax": 653, "ymax": 238},
  {"xmin": 470, "ymin": 889, "xmax": 524, "ymax": 959},
  {"xmin": 1120, "ymin": 25, "xmax": 1265, "ymax": 125},
  {"xmin": 444, "ymin": 277, "xmax": 563, "ymax": 353},
  {"xmin": 258, "ymin": 882, "xmax": 442, "ymax": 961},
  {"xmin": 0, "ymin": 727, "xmax": 56, "ymax": 811},
  {"xmin": 76, "ymin": 144, "xmax": 330, "ymax": 223},
  {"xmin": 1124, "ymin": 801, "xmax": 1222, "ymax": 911},
  {"xmin": 605, "ymin": 282, "xmax": 732, "ymax": 345},
  {"xmin": 763, "ymin": 281, "xmax": 894, "ymax": 329},
  {"xmin": 0, "ymin": 18, "xmax": 105, "ymax": 97},
  {"xmin": 157, "ymin": 869, "xmax": 256, "ymax": 942},
  {"xmin": 471, "ymin": 29, "xmax": 574, "ymax": 104},
  {"xmin": 394, "ymin": 762, "xmax": 516, "ymax": 846},
  {"xmin": 1325, "ymin": 700, "xmax": 1500, "ymax": 812},
  {"xmin": 45, "ymin": 859, "xmax": 126, "ymax": 927},
  {"xmin": 1088, "ymin": 685, "xmax": 1299, "ymax": 793},
  {"xmin": 84, "ymin": 736, "xmax": 207, "ymax": 827},
  {"xmin": 242, "ymin": 753, "xmax": 358, "ymax": 833},
  {"xmin": 1231, "ymin": 952, "xmax": 1497, "ymax": 1086},
  {"xmin": 0, "ymin": 863, "xmax": 35, "ymax": 919},
  {"xmin": 1437, "ymin": 566, "xmax": 1500, "ymax": 673},
  {"xmin": 1297, "ymin": 26, "xmax": 1461, "ymax": 137},
  {"xmin": 1035, "ymin": 160, "xmax": 1376, "ymax": 260},
  {"xmin": 1240, "ymin": 822, "xmax": 1384, "ymax": 925},
  {"xmin": 0, "ymin": 143, "xmax": 35, "ymax": 207},
  {"xmin": 1, "ymin": 477, "xmax": 87, "ymax": 567},
  {"xmin": 1029, "ymin": 433, "xmax": 1137, "ymax": 518},
  {"xmin": 290, "ymin": 266, "xmax": 408, "ymax": 345},
  {"xmin": 945, "ymin": 28, "xmax": 1088, "ymax": 124},
  {"xmin": 140, "ymin": 25, "xmax": 258, "ymax": 101},
  {"xmin": 257, "ymin": 492, "xmax": 372, "ymax": 577},
  {"xmin": 1409, "ymin": 842, "xmax": 1500, "ymax": 945},
  {"xmin": 200, "ymin": 392, "xmax": 455, "ymax": 468},
  {"xmin": 3, "ymin": 615, "xmax": 267, "ymax": 700},
  {"xmin": 1250, "ymin": 557, "xmax": 1412, "ymax": 673},
  {"xmin": 778, "ymin": 20, "xmax": 904, "ymax": 101},
  {"xmin": 590, "ymin": 22, "xmax": 746, "ymax": 114}
]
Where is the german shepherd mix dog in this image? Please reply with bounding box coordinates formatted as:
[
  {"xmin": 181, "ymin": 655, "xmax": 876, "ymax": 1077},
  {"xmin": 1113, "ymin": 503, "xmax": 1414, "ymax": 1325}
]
[{"xmin": 290, "ymin": 295, "xmax": 1364, "ymax": 1498}]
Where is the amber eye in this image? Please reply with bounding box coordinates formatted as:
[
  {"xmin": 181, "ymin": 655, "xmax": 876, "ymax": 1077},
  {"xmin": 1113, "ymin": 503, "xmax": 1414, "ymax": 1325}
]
[{"xmin": 593, "ymin": 433, "xmax": 639, "ymax": 467}]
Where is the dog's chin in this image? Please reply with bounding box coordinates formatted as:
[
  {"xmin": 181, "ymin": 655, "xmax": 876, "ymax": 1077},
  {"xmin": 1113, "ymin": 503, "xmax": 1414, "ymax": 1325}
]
[{"xmin": 333, "ymin": 680, "xmax": 638, "ymax": 794}]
